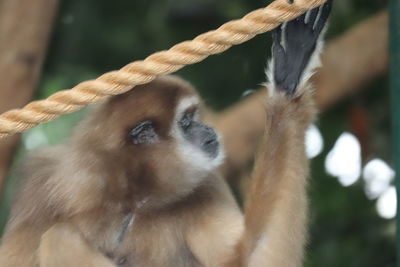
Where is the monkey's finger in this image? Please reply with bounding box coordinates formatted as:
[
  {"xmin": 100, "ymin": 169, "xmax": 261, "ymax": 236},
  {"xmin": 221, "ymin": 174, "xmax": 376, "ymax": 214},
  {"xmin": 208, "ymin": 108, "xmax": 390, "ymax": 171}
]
[
  {"xmin": 272, "ymin": 24, "xmax": 287, "ymax": 83},
  {"xmin": 272, "ymin": 38, "xmax": 286, "ymax": 64},
  {"xmin": 272, "ymin": 21, "xmax": 286, "ymax": 54},
  {"xmin": 314, "ymin": 0, "xmax": 333, "ymax": 34},
  {"xmin": 307, "ymin": 7, "xmax": 319, "ymax": 27},
  {"xmin": 295, "ymin": 12, "xmax": 307, "ymax": 24},
  {"xmin": 272, "ymin": 40, "xmax": 285, "ymax": 58},
  {"xmin": 272, "ymin": 25, "xmax": 283, "ymax": 45}
]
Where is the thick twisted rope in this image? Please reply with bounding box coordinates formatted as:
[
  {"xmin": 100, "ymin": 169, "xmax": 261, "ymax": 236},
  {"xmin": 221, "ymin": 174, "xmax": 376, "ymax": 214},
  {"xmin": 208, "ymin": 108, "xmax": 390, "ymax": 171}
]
[{"xmin": 0, "ymin": 0, "xmax": 326, "ymax": 139}]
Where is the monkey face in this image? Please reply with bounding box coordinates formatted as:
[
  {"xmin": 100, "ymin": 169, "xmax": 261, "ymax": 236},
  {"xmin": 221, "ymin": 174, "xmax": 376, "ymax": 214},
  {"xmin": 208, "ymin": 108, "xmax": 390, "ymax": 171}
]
[
  {"xmin": 178, "ymin": 109, "xmax": 219, "ymax": 158},
  {"xmin": 127, "ymin": 92, "xmax": 220, "ymax": 160},
  {"xmin": 73, "ymin": 76, "xmax": 224, "ymax": 203},
  {"xmin": 169, "ymin": 94, "xmax": 225, "ymax": 183}
]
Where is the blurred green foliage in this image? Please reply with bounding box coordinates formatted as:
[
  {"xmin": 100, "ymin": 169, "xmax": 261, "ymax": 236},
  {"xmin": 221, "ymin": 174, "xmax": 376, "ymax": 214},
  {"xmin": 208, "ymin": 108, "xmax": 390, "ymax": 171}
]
[{"xmin": 0, "ymin": 0, "xmax": 394, "ymax": 266}]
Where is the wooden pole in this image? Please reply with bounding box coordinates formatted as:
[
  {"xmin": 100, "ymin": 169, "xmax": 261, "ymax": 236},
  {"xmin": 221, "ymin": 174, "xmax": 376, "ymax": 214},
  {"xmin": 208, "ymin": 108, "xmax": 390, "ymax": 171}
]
[{"xmin": 0, "ymin": 0, "xmax": 59, "ymax": 192}]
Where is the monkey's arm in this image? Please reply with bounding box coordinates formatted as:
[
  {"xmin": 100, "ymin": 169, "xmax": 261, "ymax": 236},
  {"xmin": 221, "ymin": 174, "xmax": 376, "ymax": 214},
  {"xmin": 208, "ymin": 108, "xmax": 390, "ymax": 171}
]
[
  {"xmin": 185, "ymin": 177, "xmax": 244, "ymax": 267},
  {"xmin": 229, "ymin": 2, "xmax": 332, "ymax": 266},
  {"xmin": 237, "ymin": 88, "xmax": 315, "ymax": 267},
  {"xmin": 38, "ymin": 223, "xmax": 117, "ymax": 267},
  {"xmin": 0, "ymin": 147, "xmax": 111, "ymax": 267},
  {"xmin": 0, "ymin": 222, "xmax": 116, "ymax": 267},
  {"xmin": 0, "ymin": 224, "xmax": 49, "ymax": 267}
]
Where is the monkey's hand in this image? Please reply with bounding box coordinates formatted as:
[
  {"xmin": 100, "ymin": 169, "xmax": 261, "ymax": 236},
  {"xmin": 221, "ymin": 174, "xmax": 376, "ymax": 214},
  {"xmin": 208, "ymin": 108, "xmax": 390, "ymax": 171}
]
[{"xmin": 272, "ymin": 0, "xmax": 332, "ymax": 97}]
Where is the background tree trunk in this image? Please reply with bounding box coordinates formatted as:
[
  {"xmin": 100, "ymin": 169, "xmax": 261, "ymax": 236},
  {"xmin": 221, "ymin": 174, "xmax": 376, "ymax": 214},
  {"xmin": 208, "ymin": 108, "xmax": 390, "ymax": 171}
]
[{"xmin": 0, "ymin": 0, "xmax": 59, "ymax": 192}]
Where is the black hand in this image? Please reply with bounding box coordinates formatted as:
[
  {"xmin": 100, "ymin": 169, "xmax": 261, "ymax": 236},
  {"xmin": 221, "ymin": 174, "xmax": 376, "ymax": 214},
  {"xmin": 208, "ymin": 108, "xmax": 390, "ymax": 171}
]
[{"xmin": 272, "ymin": 0, "xmax": 333, "ymax": 97}]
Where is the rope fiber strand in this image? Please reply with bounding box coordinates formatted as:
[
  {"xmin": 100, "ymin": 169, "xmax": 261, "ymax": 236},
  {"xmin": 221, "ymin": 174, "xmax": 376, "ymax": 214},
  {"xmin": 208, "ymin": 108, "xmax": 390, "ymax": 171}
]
[{"xmin": 0, "ymin": 0, "xmax": 327, "ymax": 139}]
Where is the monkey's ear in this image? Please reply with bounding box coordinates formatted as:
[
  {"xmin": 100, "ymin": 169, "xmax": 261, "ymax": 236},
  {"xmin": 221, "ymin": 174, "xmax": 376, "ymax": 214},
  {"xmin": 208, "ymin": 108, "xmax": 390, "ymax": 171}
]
[
  {"xmin": 38, "ymin": 223, "xmax": 117, "ymax": 267},
  {"xmin": 270, "ymin": 0, "xmax": 332, "ymax": 97}
]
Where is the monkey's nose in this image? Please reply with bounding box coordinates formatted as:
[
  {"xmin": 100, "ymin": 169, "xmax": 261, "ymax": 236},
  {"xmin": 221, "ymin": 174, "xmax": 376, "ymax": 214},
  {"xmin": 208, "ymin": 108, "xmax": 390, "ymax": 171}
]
[
  {"xmin": 203, "ymin": 138, "xmax": 219, "ymax": 158},
  {"xmin": 202, "ymin": 127, "xmax": 219, "ymax": 158}
]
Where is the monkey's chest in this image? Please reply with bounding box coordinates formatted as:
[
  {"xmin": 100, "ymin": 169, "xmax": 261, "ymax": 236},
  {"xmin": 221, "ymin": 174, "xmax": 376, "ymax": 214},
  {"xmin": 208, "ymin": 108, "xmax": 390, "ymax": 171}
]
[
  {"xmin": 116, "ymin": 218, "xmax": 200, "ymax": 266},
  {"xmin": 76, "ymin": 211, "xmax": 201, "ymax": 267}
]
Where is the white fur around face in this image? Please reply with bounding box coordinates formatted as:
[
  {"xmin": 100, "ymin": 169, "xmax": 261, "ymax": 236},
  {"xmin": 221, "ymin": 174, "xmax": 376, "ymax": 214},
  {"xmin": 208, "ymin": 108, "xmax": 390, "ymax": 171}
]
[{"xmin": 170, "ymin": 96, "xmax": 225, "ymax": 183}]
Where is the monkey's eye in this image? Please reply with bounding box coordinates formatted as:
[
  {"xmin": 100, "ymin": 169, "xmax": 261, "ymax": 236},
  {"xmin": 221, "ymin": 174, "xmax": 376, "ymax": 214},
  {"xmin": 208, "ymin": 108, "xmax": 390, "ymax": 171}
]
[
  {"xmin": 129, "ymin": 120, "xmax": 159, "ymax": 145},
  {"xmin": 179, "ymin": 110, "xmax": 195, "ymax": 130}
]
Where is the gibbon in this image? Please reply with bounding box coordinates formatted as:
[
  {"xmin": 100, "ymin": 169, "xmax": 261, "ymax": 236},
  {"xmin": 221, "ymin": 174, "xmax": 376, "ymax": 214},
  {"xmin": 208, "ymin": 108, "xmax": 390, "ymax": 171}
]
[{"xmin": 0, "ymin": 1, "xmax": 332, "ymax": 266}]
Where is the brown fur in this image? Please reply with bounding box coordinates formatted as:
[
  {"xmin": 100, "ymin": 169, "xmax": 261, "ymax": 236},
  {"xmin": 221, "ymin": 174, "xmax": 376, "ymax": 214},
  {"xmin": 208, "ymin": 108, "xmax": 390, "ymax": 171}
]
[
  {"xmin": 0, "ymin": 75, "xmax": 315, "ymax": 267},
  {"xmin": 226, "ymin": 90, "xmax": 316, "ymax": 267},
  {"xmin": 0, "ymin": 76, "xmax": 243, "ymax": 267},
  {"xmin": 38, "ymin": 223, "xmax": 116, "ymax": 267}
]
